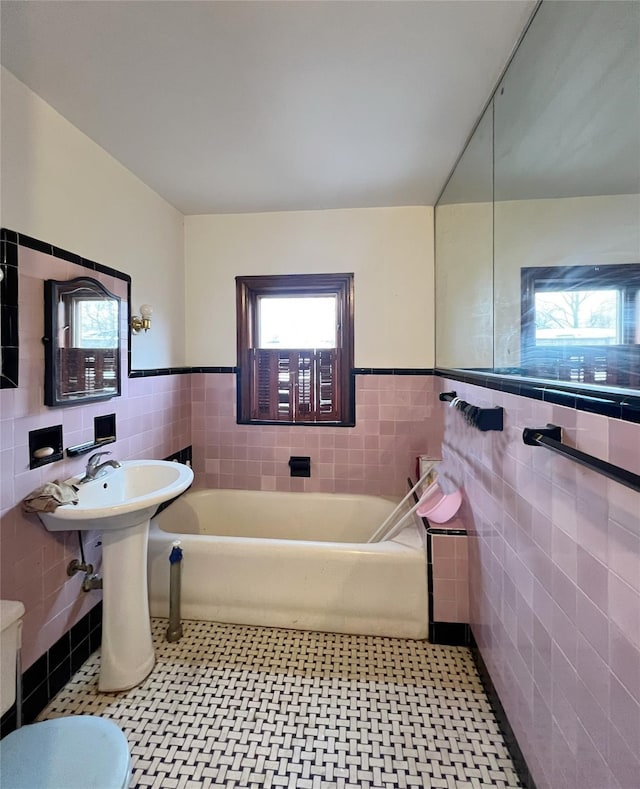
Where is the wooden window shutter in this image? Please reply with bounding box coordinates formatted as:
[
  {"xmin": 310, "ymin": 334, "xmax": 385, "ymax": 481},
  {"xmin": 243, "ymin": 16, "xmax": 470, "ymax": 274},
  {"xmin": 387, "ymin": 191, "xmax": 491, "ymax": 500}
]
[
  {"xmin": 296, "ymin": 351, "xmax": 313, "ymax": 418},
  {"xmin": 276, "ymin": 352, "xmax": 294, "ymax": 421},
  {"xmin": 252, "ymin": 350, "xmax": 277, "ymax": 420},
  {"xmin": 316, "ymin": 349, "xmax": 339, "ymax": 420},
  {"xmin": 250, "ymin": 348, "xmax": 339, "ymax": 422}
]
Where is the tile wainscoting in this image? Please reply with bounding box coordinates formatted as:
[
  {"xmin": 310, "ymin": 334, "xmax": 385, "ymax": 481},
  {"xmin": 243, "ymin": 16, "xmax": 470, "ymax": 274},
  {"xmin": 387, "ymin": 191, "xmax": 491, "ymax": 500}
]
[
  {"xmin": 191, "ymin": 372, "xmax": 443, "ymax": 498},
  {"xmin": 438, "ymin": 377, "xmax": 640, "ymax": 789}
]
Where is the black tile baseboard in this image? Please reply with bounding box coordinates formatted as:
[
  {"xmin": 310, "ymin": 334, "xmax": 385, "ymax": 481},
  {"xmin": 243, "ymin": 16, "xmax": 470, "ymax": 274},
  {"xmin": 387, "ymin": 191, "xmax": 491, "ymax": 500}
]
[
  {"xmin": 470, "ymin": 632, "xmax": 537, "ymax": 789},
  {"xmin": 429, "ymin": 621, "xmax": 471, "ymax": 646},
  {"xmin": 0, "ymin": 602, "xmax": 102, "ymax": 739}
]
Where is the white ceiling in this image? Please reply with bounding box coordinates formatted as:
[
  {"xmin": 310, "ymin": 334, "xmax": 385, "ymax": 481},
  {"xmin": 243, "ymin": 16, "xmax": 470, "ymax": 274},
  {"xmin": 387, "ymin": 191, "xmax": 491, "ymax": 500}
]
[{"xmin": 0, "ymin": 0, "xmax": 534, "ymax": 215}]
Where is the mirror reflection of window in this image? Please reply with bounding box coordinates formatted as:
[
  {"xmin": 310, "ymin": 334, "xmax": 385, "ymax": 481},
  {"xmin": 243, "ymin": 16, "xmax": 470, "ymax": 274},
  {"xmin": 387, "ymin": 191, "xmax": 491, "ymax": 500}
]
[
  {"xmin": 72, "ymin": 298, "xmax": 119, "ymax": 348},
  {"xmin": 534, "ymin": 290, "xmax": 621, "ymax": 346},
  {"xmin": 520, "ymin": 263, "xmax": 640, "ymax": 386}
]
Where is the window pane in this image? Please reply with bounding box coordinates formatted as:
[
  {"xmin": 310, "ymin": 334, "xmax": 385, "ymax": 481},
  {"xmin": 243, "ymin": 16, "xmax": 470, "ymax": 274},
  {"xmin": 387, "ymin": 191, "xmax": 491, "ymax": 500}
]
[
  {"xmin": 258, "ymin": 296, "xmax": 337, "ymax": 348},
  {"xmin": 534, "ymin": 289, "xmax": 620, "ymax": 345}
]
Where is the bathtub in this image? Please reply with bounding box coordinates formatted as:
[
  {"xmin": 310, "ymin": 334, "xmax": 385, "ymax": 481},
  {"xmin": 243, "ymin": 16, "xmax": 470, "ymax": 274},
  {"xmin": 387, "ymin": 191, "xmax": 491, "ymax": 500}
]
[{"xmin": 148, "ymin": 489, "xmax": 428, "ymax": 639}]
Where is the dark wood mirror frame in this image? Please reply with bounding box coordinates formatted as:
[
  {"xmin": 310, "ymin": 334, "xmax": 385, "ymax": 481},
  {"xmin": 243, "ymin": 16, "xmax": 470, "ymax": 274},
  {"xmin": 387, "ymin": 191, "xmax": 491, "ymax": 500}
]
[{"xmin": 43, "ymin": 276, "xmax": 121, "ymax": 407}]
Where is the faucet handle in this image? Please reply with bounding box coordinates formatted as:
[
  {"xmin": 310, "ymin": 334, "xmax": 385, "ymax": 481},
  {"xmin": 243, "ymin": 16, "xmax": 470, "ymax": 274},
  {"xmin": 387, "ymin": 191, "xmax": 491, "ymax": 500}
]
[{"xmin": 87, "ymin": 450, "xmax": 111, "ymax": 466}]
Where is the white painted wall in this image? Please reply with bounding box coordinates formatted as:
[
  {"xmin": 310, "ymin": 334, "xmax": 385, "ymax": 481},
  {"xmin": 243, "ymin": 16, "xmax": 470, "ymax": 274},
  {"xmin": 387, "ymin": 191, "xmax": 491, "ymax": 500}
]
[
  {"xmin": 0, "ymin": 67, "xmax": 185, "ymax": 368},
  {"xmin": 435, "ymin": 201, "xmax": 493, "ymax": 368},
  {"xmin": 184, "ymin": 207, "xmax": 434, "ymax": 368}
]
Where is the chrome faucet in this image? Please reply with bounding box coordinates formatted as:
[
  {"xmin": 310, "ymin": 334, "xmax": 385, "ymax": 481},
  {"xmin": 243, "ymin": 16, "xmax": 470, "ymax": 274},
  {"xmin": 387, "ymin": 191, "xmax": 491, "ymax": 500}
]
[{"xmin": 81, "ymin": 451, "xmax": 121, "ymax": 483}]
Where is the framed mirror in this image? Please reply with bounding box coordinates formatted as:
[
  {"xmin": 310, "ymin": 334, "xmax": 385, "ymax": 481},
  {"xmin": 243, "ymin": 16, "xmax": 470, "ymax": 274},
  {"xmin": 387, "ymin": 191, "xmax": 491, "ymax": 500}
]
[{"xmin": 44, "ymin": 276, "xmax": 121, "ymax": 406}]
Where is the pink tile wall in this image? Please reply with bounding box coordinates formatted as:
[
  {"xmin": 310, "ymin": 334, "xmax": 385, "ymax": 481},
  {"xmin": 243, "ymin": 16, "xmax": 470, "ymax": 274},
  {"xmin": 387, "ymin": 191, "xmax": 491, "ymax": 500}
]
[
  {"xmin": 0, "ymin": 247, "xmax": 191, "ymax": 668},
  {"xmin": 431, "ymin": 533, "xmax": 469, "ymax": 623},
  {"xmin": 191, "ymin": 373, "xmax": 442, "ymax": 497},
  {"xmin": 439, "ymin": 377, "xmax": 640, "ymax": 789}
]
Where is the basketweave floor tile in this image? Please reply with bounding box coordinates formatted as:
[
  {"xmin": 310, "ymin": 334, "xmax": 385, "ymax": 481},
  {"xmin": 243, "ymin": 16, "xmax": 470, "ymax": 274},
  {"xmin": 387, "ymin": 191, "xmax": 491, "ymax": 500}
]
[{"xmin": 39, "ymin": 620, "xmax": 522, "ymax": 788}]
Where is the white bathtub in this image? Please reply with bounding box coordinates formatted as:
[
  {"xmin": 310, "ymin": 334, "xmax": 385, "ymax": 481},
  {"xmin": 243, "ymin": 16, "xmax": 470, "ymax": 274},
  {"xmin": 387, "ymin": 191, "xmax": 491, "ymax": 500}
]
[{"xmin": 148, "ymin": 488, "xmax": 428, "ymax": 639}]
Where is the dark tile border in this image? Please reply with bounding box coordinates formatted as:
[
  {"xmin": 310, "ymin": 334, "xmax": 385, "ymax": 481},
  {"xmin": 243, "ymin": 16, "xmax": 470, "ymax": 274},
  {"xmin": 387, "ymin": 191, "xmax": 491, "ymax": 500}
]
[
  {"xmin": 470, "ymin": 632, "xmax": 537, "ymax": 789},
  {"xmin": 154, "ymin": 446, "xmax": 193, "ymax": 517},
  {"xmin": 353, "ymin": 367, "xmax": 435, "ymax": 375},
  {"xmin": 436, "ymin": 367, "xmax": 640, "ymax": 425},
  {"xmin": 133, "ymin": 366, "xmax": 435, "ymax": 379},
  {"xmin": 130, "ymin": 366, "xmax": 236, "ymax": 377},
  {"xmin": 428, "ymin": 527, "xmax": 468, "ymax": 536},
  {"xmin": 0, "ymin": 602, "xmax": 103, "ymax": 738},
  {"xmin": 1, "ymin": 236, "xmax": 19, "ymax": 388},
  {"xmin": 164, "ymin": 445, "xmax": 192, "ymax": 466},
  {"xmin": 1, "ymin": 228, "xmax": 132, "ymax": 390},
  {"xmin": 16, "ymin": 231, "xmax": 131, "ymax": 284}
]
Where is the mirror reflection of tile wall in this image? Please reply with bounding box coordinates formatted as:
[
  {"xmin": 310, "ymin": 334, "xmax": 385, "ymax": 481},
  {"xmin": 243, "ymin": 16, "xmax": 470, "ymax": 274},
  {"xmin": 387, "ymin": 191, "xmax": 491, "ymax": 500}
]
[{"xmin": 436, "ymin": 0, "xmax": 640, "ymax": 391}]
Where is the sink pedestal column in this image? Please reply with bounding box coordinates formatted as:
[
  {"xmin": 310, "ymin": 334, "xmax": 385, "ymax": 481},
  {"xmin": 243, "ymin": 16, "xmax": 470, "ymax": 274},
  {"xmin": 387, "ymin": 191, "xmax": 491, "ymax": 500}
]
[{"xmin": 98, "ymin": 518, "xmax": 155, "ymax": 692}]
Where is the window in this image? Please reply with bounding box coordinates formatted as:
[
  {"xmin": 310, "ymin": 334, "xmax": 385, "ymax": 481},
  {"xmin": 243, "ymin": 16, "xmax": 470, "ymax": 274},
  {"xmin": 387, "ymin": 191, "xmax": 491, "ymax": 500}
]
[
  {"xmin": 236, "ymin": 274, "xmax": 354, "ymax": 424},
  {"xmin": 521, "ymin": 264, "xmax": 640, "ymax": 386}
]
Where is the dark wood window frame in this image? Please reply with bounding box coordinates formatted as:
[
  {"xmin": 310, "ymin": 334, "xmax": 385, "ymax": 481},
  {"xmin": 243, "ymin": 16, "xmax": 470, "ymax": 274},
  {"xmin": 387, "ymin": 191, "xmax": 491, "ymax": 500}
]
[
  {"xmin": 236, "ymin": 273, "xmax": 354, "ymax": 425},
  {"xmin": 520, "ymin": 263, "xmax": 640, "ymax": 387}
]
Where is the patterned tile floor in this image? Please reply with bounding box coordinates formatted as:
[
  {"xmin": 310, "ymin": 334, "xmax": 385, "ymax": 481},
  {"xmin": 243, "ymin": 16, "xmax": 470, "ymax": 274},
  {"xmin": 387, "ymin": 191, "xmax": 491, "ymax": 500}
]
[{"xmin": 40, "ymin": 620, "xmax": 521, "ymax": 789}]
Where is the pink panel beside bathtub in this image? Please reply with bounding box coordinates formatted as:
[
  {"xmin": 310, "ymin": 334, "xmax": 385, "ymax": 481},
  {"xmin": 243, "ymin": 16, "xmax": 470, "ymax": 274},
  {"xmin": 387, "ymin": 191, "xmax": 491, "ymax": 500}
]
[
  {"xmin": 431, "ymin": 533, "xmax": 469, "ymax": 623},
  {"xmin": 191, "ymin": 373, "xmax": 443, "ymax": 497},
  {"xmin": 438, "ymin": 377, "xmax": 640, "ymax": 789}
]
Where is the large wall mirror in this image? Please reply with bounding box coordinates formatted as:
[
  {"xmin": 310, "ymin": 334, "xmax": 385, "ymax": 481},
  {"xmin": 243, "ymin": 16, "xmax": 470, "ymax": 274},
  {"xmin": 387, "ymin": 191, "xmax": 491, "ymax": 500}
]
[
  {"xmin": 44, "ymin": 277, "xmax": 121, "ymax": 406},
  {"xmin": 436, "ymin": 0, "xmax": 640, "ymax": 392},
  {"xmin": 435, "ymin": 106, "xmax": 493, "ymax": 370}
]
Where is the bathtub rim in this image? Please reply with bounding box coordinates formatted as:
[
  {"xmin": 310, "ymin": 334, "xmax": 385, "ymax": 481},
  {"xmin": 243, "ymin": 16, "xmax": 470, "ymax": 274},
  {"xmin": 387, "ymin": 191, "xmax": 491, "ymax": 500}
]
[{"xmin": 151, "ymin": 487, "xmax": 426, "ymax": 550}]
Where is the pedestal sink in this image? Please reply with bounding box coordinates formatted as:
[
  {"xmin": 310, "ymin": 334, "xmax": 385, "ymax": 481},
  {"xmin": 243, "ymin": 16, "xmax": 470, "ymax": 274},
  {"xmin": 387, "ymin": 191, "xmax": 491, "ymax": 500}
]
[{"xmin": 39, "ymin": 460, "xmax": 193, "ymax": 692}]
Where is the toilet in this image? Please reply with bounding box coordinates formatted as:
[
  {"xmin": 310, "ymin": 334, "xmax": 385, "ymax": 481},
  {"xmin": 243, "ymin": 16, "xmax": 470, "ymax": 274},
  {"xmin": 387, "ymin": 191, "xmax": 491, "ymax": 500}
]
[{"xmin": 0, "ymin": 601, "xmax": 131, "ymax": 789}]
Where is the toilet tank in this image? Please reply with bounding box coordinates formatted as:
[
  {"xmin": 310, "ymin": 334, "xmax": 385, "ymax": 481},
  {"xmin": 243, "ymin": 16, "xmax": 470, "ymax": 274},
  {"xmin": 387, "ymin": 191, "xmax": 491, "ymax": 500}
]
[{"xmin": 0, "ymin": 600, "xmax": 25, "ymax": 716}]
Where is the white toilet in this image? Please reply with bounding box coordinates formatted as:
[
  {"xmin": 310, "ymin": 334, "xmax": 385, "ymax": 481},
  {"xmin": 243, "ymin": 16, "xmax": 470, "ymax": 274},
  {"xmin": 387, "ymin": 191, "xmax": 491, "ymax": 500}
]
[{"xmin": 0, "ymin": 600, "xmax": 131, "ymax": 789}]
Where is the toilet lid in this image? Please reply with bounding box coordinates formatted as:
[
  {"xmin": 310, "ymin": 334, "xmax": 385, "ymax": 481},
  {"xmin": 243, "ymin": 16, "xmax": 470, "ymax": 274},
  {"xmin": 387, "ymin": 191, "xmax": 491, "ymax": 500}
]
[{"xmin": 0, "ymin": 716, "xmax": 131, "ymax": 789}]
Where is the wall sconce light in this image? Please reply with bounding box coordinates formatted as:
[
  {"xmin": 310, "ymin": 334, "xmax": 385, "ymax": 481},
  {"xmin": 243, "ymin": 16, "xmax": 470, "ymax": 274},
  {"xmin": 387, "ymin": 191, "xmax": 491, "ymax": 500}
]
[{"xmin": 131, "ymin": 304, "xmax": 153, "ymax": 333}]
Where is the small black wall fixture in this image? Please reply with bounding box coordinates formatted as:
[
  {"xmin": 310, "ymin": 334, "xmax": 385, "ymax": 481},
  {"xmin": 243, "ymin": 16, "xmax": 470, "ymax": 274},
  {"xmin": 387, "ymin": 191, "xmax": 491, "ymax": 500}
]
[
  {"xmin": 523, "ymin": 424, "xmax": 640, "ymax": 493},
  {"xmin": 439, "ymin": 391, "xmax": 504, "ymax": 432},
  {"xmin": 289, "ymin": 456, "xmax": 311, "ymax": 478},
  {"xmin": 29, "ymin": 425, "xmax": 63, "ymax": 469}
]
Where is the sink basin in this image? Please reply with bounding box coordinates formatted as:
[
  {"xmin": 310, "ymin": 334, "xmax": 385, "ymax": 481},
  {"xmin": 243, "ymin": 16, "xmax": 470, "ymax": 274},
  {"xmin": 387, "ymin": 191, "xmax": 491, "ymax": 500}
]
[
  {"xmin": 38, "ymin": 459, "xmax": 193, "ymax": 692},
  {"xmin": 39, "ymin": 459, "xmax": 193, "ymax": 532}
]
